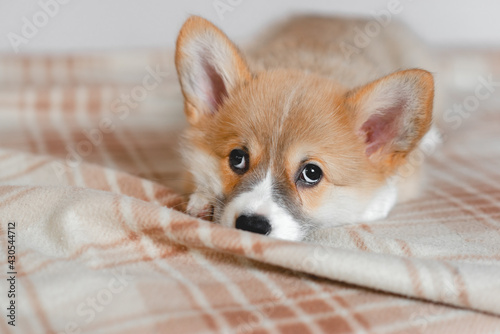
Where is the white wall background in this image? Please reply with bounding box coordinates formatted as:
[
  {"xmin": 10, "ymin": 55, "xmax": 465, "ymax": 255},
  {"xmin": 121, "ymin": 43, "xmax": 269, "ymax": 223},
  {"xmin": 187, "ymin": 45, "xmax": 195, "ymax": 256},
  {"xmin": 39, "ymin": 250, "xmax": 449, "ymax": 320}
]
[{"xmin": 1, "ymin": 0, "xmax": 499, "ymax": 54}]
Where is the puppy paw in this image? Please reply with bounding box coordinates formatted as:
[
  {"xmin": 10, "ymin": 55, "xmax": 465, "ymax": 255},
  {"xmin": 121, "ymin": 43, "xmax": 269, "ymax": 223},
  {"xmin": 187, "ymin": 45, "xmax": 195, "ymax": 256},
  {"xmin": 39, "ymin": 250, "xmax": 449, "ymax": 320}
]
[{"xmin": 187, "ymin": 193, "xmax": 214, "ymax": 221}]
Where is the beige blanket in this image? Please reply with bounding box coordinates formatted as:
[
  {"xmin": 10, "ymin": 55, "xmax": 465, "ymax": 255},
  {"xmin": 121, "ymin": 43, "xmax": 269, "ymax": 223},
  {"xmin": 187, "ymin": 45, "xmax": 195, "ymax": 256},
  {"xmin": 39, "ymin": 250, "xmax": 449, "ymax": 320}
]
[{"xmin": 0, "ymin": 51, "xmax": 499, "ymax": 333}]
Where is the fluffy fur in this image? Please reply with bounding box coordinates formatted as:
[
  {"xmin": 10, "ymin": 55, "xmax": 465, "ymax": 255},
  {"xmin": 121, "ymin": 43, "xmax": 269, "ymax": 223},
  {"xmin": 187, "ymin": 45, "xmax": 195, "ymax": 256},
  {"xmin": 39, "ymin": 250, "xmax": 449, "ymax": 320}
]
[{"xmin": 175, "ymin": 15, "xmax": 436, "ymax": 241}]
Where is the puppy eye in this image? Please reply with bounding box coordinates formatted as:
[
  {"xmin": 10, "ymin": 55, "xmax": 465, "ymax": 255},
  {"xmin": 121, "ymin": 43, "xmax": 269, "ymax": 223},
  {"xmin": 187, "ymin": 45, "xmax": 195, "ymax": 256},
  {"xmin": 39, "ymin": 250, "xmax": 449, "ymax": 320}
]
[
  {"xmin": 299, "ymin": 164, "xmax": 322, "ymax": 186},
  {"xmin": 229, "ymin": 149, "xmax": 249, "ymax": 174}
]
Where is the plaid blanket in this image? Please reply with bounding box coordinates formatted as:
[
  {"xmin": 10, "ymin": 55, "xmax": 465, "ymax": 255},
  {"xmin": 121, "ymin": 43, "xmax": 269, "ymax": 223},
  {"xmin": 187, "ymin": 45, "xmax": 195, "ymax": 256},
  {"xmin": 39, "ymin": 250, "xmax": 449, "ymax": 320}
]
[{"xmin": 0, "ymin": 50, "xmax": 499, "ymax": 334}]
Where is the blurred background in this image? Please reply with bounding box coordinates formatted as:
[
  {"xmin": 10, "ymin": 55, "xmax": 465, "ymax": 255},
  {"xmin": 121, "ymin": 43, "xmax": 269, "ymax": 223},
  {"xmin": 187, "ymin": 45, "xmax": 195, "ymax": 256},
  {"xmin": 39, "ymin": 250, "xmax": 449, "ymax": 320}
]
[{"xmin": 1, "ymin": 0, "xmax": 499, "ymax": 54}]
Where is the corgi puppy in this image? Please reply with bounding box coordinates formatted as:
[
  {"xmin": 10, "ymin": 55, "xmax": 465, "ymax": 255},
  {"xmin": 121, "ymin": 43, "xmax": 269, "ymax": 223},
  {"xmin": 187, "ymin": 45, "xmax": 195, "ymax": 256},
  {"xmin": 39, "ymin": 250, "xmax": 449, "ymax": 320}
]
[{"xmin": 175, "ymin": 15, "xmax": 436, "ymax": 241}]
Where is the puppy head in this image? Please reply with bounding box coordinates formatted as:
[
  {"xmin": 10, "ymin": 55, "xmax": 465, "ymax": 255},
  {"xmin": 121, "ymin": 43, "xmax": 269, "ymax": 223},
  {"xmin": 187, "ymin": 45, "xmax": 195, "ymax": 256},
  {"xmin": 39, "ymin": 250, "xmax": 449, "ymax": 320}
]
[{"xmin": 175, "ymin": 16, "xmax": 434, "ymax": 241}]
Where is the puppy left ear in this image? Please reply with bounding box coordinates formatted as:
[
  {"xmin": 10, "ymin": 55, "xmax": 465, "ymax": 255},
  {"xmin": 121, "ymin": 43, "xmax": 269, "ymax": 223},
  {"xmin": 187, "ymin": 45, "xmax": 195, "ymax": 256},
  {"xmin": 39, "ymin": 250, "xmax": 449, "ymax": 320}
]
[
  {"xmin": 346, "ymin": 69, "xmax": 434, "ymax": 170},
  {"xmin": 175, "ymin": 16, "xmax": 252, "ymax": 126}
]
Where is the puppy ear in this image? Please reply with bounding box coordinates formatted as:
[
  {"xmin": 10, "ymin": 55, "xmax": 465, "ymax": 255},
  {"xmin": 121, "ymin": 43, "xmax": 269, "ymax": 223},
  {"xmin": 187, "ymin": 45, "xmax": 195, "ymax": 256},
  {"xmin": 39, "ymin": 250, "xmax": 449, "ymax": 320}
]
[
  {"xmin": 175, "ymin": 16, "xmax": 252, "ymax": 126},
  {"xmin": 346, "ymin": 69, "xmax": 434, "ymax": 170}
]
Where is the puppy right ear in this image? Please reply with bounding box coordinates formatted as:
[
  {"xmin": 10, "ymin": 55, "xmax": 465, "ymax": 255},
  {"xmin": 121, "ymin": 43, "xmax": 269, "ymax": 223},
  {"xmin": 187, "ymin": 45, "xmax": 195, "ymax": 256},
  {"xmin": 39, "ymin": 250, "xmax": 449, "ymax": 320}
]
[
  {"xmin": 346, "ymin": 69, "xmax": 434, "ymax": 171},
  {"xmin": 175, "ymin": 16, "xmax": 252, "ymax": 126}
]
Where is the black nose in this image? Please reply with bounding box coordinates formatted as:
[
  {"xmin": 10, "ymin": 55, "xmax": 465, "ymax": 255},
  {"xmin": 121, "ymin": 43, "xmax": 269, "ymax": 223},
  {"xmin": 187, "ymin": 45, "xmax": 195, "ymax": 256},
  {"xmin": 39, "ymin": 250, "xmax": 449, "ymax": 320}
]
[{"xmin": 235, "ymin": 214, "xmax": 271, "ymax": 235}]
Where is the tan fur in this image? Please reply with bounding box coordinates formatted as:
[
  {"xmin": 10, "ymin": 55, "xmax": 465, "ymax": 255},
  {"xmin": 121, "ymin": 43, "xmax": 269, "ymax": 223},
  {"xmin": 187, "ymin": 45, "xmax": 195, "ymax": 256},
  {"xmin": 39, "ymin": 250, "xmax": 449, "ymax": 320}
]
[
  {"xmin": 175, "ymin": 15, "xmax": 436, "ymax": 239},
  {"xmin": 246, "ymin": 16, "xmax": 434, "ymax": 87}
]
